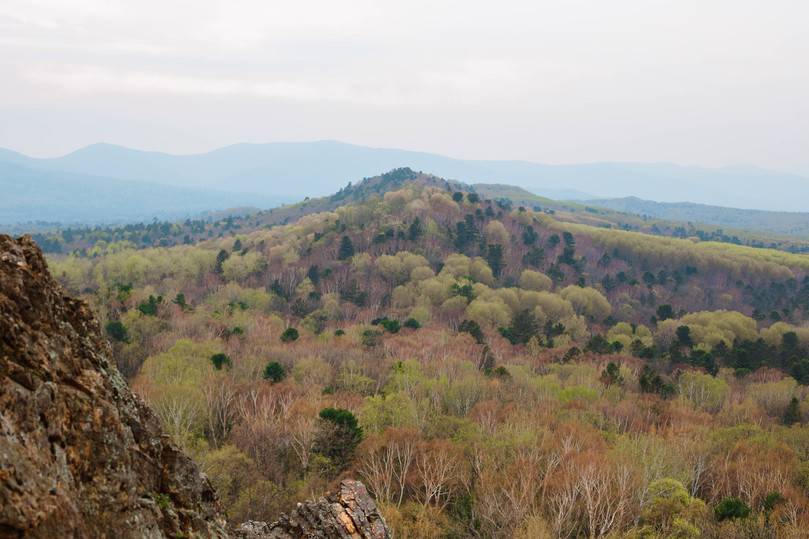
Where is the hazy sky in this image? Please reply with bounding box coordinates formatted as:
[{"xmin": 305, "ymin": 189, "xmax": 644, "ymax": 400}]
[{"xmin": 1, "ymin": 0, "xmax": 807, "ymax": 172}]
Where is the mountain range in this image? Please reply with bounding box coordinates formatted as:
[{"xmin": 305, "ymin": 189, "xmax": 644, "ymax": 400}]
[
  {"xmin": 587, "ymin": 196, "xmax": 809, "ymax": 238},
  {"xmin": 3, "ymin": 140, "xmax": 809, "ymax": 226}
]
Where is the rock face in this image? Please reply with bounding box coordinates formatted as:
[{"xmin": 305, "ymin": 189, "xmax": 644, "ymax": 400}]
[
  {"xmin": 234, "ymin": 480, "xmax": 390, "ymax": 539},
  {"xmin": 0, "ymin": 235, "xmax": 391, "ymax": 539},
  {"xmin": 0, "ymin": 235, "xmax": 227, "ymax": 538}
]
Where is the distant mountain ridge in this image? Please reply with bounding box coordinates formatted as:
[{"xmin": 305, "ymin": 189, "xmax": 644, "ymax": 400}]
[
  {"xmin": 588, "ymin": 196, "xmax": 809, "ymax": 238},
  {"xmin": 4, "ymin": 141, "xmax": 809, "ymax": 212},
  {"xmin": 0, "ymin": 160, "xmax": 289, "ymax": 226}
]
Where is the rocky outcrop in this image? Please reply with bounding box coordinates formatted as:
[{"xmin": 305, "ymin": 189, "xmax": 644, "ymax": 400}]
[
  {"xmin": 234, "ymin": 480, "xmax": 390, "ymax": 539},
  {"xmin": 0, "ymin": 235, "xmax": 228, "ymax": 538},
  {"xmin": 0, "ymin": 235, "xmax": 391, "ymax": 539}
]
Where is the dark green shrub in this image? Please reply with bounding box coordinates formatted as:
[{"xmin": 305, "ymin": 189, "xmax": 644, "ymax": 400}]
[
  {"xmin": 403, "ymin": 318, "xmax": 421, "ymax": 330},
  {"xmin": 210, "ymin": 353, "xmax": 232, "ymax": 370},
  {"xmin": 380, "ymin": 318, "xmax": 401, "ymax": 333},
  {"xmin": 172, "ymin": 292, "xmax": 188, "ymax": 310},
  {"xmin": 361, "ymin": 329, "xmax": 382, "ymax": 347},
  {"xmin": 639, "ymin": 365, "xmax": 676, "ymax": 399},
  {"xmin": 656, "ymin": 304, "xmax": 674, "ymax": 321},
  {"xmin": 586, "ymin": 335, "xmax": 612, "ymax": 354},
  {"xmin": 459, "ymin": 319, "xmax": 485, "ymax": 344},
  {"xmin": 280, "ymin": 327, "xmax": 299, "ymax": 342},
  {"xmin": 763, "ymin": 491, "xmax": 785, "ymax": 513},
  {"xmin": 263, "ymin": 361, "xmax": 286, "ymax": 383},
  {"xmin": 600, "ymin": 362, "xmax": 624, "ymax": 387},
  {"xmin": 105, "ymin": 320, "xmax": 128, "ymax": 342},
  {"xmin": 563, "ymin": 347, "xmax": 581, "ymax": 362},
  {"xmin": 714, "ymin": 497, "xmax": 751, "ymax": 521},
  {"xmin": 137, "ymin": 295, "xmax": 163, "ymax": 316}
]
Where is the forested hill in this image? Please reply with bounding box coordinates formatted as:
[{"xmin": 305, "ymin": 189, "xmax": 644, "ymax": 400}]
[
  {"xmin": 27, "ymin": 169, "xmax": 809, "ymax": 255},
  {"xmin": 474, "ymin": 183, "xmax": 809, "ymax": 254},
  {"xmin": 43, "ymin": 167, "xmax": 809, "ymax": 537},
  {"xmin": 52, "ymin": 168, "xmax": 809, "ymax": 375}
]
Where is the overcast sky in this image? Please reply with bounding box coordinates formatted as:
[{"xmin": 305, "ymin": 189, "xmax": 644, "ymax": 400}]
[{"xmin": 1, "ymin": 0, "xmax": 807, "ymax": 172}]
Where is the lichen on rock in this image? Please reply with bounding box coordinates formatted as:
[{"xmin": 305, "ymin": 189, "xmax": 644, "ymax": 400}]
[{"xmin": 0, "ymin": 235, "xmax": 227, "ymax": 538}]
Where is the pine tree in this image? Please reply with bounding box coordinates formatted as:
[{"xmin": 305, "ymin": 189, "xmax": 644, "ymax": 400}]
[
  {"xmin": 263, "ymin": 361, "xmax": 286, "ymax": 383},
  {"xmin": 784, "ymin": 396, "xmax": 802, "ymax": 425},
  {"xmin": 600, "ymin": 362, "xmax": 624, "ymax": 387},
  {"xmin": 500, "ymin": 309, "xmax": 538, "ymax": 345},
  {"xmin": 486, "ymin": 244, "xmax": 504, "ymax": 278},
  {"xmin": 214, "ymin": 249, "xmax": 229, "ymax": 274},
  {"xmin": 407, "ymin": 218, "xmax": 424, "ymax": 241},
  {"xmin": 338, "ymin": 235, "xmax": 355, "ymax": 260}
]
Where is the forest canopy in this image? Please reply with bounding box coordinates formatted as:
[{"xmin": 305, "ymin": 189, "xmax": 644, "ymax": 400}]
[{"xmin": 45, "ymin": 171, "xmax": 809, "ymax": 538}]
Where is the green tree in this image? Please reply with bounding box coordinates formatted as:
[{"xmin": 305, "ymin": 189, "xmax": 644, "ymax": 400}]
[
  {"xmin": 407, "ymin": 218, "xmax": 424, "ymax": 241},
  {"xmin": 522, "ymin": 226, "xmax": 538, "ymax": 246},
  {"xmin": 641, "ymin": 478, "xmax": 706, "ymax": 536},
  {"xmin": 500, "ymin": 309, "xmax": 538, "ymax": 345},
  {"xmin": 600, "ymin": 362, "xmax": 624, "ymax": 387},
  {"xmin": 522, "ymin": 246, "xmax": 544, "ymax": 268},
  {"xmin": 784, "ymin": 396, "xmax": 802, "ymax": 425},
  {"xmin": 210, "ymin": 352, "xmax": 232, "ymax": 370},
  {"xmin": 676, "ymin": 325, "xmax": 693, "ymax": 347},
  {"xmin": 314, "ymin": 408, "xmax": 363, "ymax": 471},
  {"xmin": 380, "ymin": 318, "xmax": 401, "ymax": 333},
  {"xmin": 262, "ymin": 361, "xmax": 286, "ymax": 383},
  {"xmin": 639, "ymin": 365, "xmax": 676, "ymax": 399},
  {"xmin": 172, "ymin": 292, "xmax": 188, "ymax": 310},
  {"xmin": 361, "ymin": 328, "xmax": 383, "ymax": 347},
  {"xmin": 214, "ymin": 249, "xmax": 229, "ymax": 274},
  {"xmin": 485, "ymin": 244, "xmax": 504, "ymax": 278},
  {"xmin": 562, "ymin": 231, "xmax": 575, "ymax": 247},
  {"xmin": 137, "ymin": 295, "xmax": 163, "ymax": 316},
  {"xmin": 307, "ymin": 264, "xmax": 321, "ymax": 284},
  {"xmin": 459, "ymin": 319, "xmax": 485, "ymax": 344},
  {"xmin": 105, "ymin": 320, "xmax": 129, "ymax": 342},
  {"xmin": 280, "ymin": 327, "xmax": 299, "ymax": 342},
  {"xmin": 657, "ymin": 304, "xmax": 674, "ymax": 321},
  {"xmin": 338, "ymin": 235, "xmax": 355, "ymax": 260},
  {"xmin": 586, "ymin": 334, "xmax": 614, "ymax": 354},
  {"xmin": 714, "ymin": 497, "xmax": 751, "ymax": 521},
  {"xmin": 403, "ymin": 318, "xmax": 421, "ymax": 329},
  {"xmin": 454, "ymin": 215, "xmax": 479, "ymax": 252}
]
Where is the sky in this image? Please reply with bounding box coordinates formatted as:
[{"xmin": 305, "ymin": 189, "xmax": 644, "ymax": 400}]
[{"xmin": 1, "ymin": 0, "xmax": 807, "ymax": 173}]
